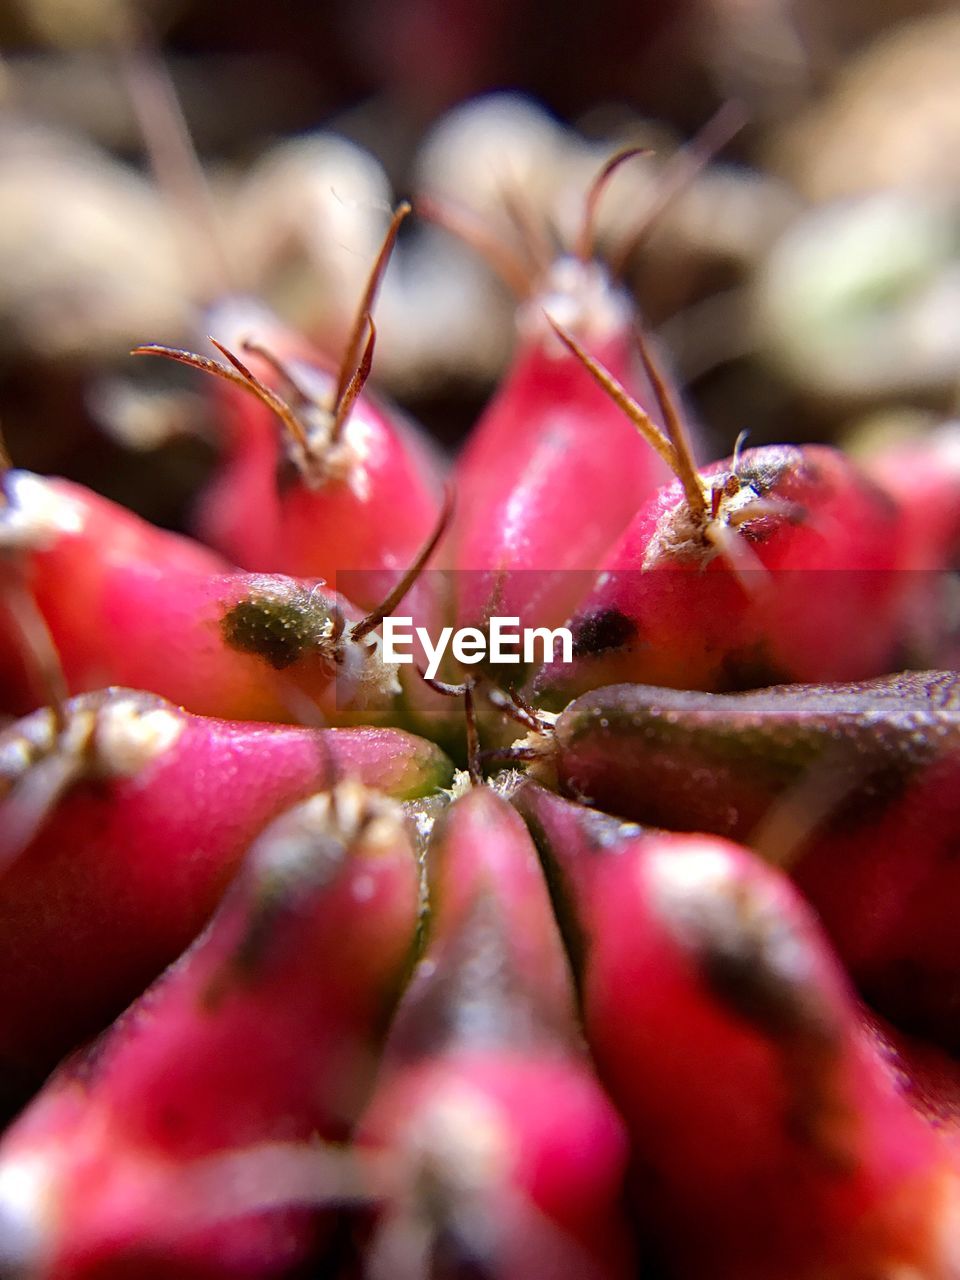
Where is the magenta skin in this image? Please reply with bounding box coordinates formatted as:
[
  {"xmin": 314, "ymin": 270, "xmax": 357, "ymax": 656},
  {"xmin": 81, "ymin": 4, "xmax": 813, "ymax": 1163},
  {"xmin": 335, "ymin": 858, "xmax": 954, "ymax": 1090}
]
[
  {"xmin": 357, "ymin": 1053, "xmax": 635, "ymax": 1280},
  {"xmin": 514, "ymin": 783, "xmax": 959, "ymax": 1280},
  {"xmin": 0, "ymin": 691, "xmax": 452, "ymax": 1099},
  {"xmin": 354, "ymin": 788, "xmax": 635, "ymax": 1280},
  {"xmin": 532, "ymin": 443, "xmax": 911, "ymax": 702},
  {"xmin": 0, "ymin": 786, "xmax": 421, "ymax": 1278},
  {"xmin": 452, "ymin": 320, "xmax": 673, "ymax": 638},
  {"xmin": 0, "ymin": 472, "xmax": 231, "ymax": 715},
  {"xmin": 190, "ymin": 328, "xmax": 449, "ymax": 607},
  {"xmin": 543, "ymin": 672, "xmax": 960, "ymax": 1052}
]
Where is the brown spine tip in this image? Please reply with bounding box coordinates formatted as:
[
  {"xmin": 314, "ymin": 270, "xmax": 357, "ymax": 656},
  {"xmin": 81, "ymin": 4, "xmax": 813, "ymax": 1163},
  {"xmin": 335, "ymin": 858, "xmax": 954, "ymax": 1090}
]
[
  {"xmin": 331, "ymin": 315, "xmax": 377, "ymax": 449},
  {"xmin": 633, "ymin": 327, "xmax": 706, "ymax": 519},
  {"xmin": 333, "ymin": 201, "xmax": 411, "ymax": 413},
  {"xmin": 488, "ymin": 685, "xmax": 553, "ymax": 735},
  {"xmin": 207, "ymin": 338, "xmax": 312, "ymax": 454},
  {"xmin": 132, "ymin": 340, "xmax": 311, "ymax": 456},
  {"xmin": 240, "ymin": 340, "xmax": 319, "ymax": 414},
  {"xmin": 416, "ymin": 193, "xmax": 536, "ymax": 299},
  {"xmin": 575, "ymin": 144, "xmax": 654, "ymax": 266},
  {"xmin": 611, "ymin": 101, "xmax": 748, "ymax": 273},
  {"xmin": 543, "ymin": 313, "xmax": 711, "ymax": 516}
]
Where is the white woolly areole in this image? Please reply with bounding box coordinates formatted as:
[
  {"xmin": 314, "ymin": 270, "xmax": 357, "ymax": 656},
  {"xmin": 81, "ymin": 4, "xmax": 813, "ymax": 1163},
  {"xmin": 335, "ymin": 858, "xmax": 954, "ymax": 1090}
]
[
  {"xmin": 0, "ymin": 471, "xmax": 85, "ymax": 551},
  {"xmin": 443, "ymin": 769, "xmax": 475, "ymax": 801},
  {"xmin": 0, "ymin": 704, "xmax": 96, "ymax": 790},
  {"xmin": 519, "ymin": 256, "xmax": 631, "ymax": 348},
  {"xmin": 509, "ymin": 706, "xmax": 558, "ymax": 754},
  {"xmin": 0, "ymin": 701, "xmax": 184, "ymax": 798},
  {"xmin": 642, "ymin": 475, "xmax": 767, "ymax": 570},
  {"xmin": 264, "ymin": 782, "xmax": 405, "ymax": 875},
  {"xmin": 287, "ymin": 408, "xmax": 375, "ymax": 500},
  {"xmin": 93, "ymin": 699, "xmax": 185, "ymax": 777},
  {"xmin": 645, "ymin": 846, "xmax": 744, "ymax": 953},
  {"xmin": 327, "ymin": 413, "xmax": 374, "ymax": 501},
  {"xmin": 281, "ymin": 360, "xmax": 376, "ymax": 499},
  {"xmin": 512, "ymin": 718, "xmax": 560, "ymax": 789},
  {"xmin": 337, "ymin": 631, "xmax": 401, "ymax": 709},
  {"xmin": 488, "ymin": 769, "xmax": 526, "ymax": 800}
]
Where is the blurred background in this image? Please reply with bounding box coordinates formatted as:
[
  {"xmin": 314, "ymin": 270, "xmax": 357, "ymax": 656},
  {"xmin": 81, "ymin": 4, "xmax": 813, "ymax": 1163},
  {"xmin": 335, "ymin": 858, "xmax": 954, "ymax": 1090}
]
[{"xmin": 0, "ymin": 0, "xmax": 958, "ymax": 528}]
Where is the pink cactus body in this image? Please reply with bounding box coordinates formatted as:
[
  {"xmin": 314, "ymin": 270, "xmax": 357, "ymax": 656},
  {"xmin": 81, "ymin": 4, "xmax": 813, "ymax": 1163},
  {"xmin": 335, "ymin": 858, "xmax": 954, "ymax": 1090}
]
[
  {"xmin": 87, "ymin": 571, "xmax": 375, "ymax": 726},
  {"xmin": 27, "ymin": 557, "xmax": 403, "ymax": 726},
  {"xmin": 0, "ymin": 783, "xmax": 420, "ymax": 1278},
  {"xmin": 0, "ymin": 462, "xmax": 452, "ymax": 728},
  {"xmin": 357, "ymin": 1054, "xmax": 634, "ymax": 1280},
  {"xmin": 541, "ymin": 671, "xmax": 960, "ymax": 1051},
  {"xmin": 859, "ymin": 423, "xmax": 960, "ymax": 668},
  {"xmin": 164, "ymin": 304, "xmax": 448, "ymax": 612},
  {"xmin": 421, "ymin": 783, "xmax": 577, "ymax": 1019},
  {"xmin": 0, "ymin": 690, "xmax": 452, "ymax": 1103},
  {"xmin": 860, "ymin": 423, "xmax": 960, "ymax": 570},
  {"xmin": 194, "ymin": 377, "xmax": 283, "ymax": 574},
  {"xmin": 533, "ymin": 443, "xmax": 909, "ymax": 702},
  {"xmin": 0, "ymin": 471, "xmax": 230, "ymax": 714},
  {"xmin": 452, "ymin": 259, "xmax": 674, "ymax": 640},
  {"xmin": 514, "ymin": 783, "xmax": 960, "ymax": 1280},
  {"xmin": 354, "ymin": 787, "xmax": 634, "ymax": 1280}
]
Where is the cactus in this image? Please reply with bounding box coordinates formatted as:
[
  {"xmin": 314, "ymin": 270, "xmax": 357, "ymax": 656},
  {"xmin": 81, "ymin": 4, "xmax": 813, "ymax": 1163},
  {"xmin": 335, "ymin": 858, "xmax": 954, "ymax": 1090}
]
[{"xmin": 2, "ymin": 128, "xmax": 960, "ymax": 1280}]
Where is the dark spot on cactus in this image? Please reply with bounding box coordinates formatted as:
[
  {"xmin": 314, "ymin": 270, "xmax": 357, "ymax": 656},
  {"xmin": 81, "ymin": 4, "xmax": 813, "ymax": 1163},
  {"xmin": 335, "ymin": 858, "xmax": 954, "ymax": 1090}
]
[
  {"xmin": 782, "ymin": 1060, "xmax": 860, "ymax": 1173},
  {"xmin": 693, "ymin": 880, "xmax": 859, "ymax": 1165},
  {"xmin": 275, "ymin": 454, "xmax": 300, "ymax": 495},
  {"xmin": 571, "ymin": 607, "xmax": 637, "ymax": 657},
  {"xmin": 735, "ymin": 445, "xmax": 805, "ymax": 499},
  {"xmin": 203, "ymin": 825, "xmax": 349, "ymax": 1008},
  {"xmin": 826, "ymin": 757, "xmax": 920, "ymax": 835},
  {"xmin": 862, "ymin": 958, "xmax": 960, "ymax": 1057},
  {"xmin": 221, "ymin": 589, "xmax": 331, "ymax": 670},
  {"xmin": 718, "ymin": 644, "xmax": 789, "ymax": 691},
  {"xmin": 736, "ymin": 517, "xmax": 784, "ymax": 544},
  {"xmin": 698, "ymin": 907, "xmax": 837, "ymax": 1047},
  {"xmin": 388, "ymin": 890, "xmax": 572, "ymax": 1064}
]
